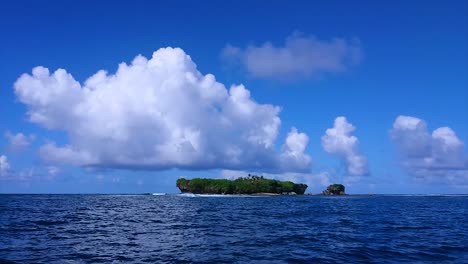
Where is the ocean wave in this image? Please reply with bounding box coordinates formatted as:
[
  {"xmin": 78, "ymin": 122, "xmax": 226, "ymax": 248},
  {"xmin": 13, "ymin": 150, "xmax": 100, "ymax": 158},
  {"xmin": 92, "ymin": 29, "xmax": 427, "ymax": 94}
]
[
  {"xmin": 177, "ymin": 193, "xmax": 197, "ymax": 197},
  {"xmin": 1, "ymin": 194, "xmax": 466, "ymax": 263}
]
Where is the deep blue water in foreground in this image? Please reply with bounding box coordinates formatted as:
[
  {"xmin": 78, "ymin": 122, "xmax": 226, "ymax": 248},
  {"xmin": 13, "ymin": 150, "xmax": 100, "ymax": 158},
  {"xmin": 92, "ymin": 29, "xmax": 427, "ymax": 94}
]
[{"xmin": 0, "ymin": 195, "xmax": 467, "ymax": 263}]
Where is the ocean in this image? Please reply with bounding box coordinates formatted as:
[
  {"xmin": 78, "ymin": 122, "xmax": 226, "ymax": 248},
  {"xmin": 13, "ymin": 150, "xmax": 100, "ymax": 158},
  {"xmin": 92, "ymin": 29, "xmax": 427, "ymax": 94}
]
[{"xmin": 0, "ymin": 194, "xmax": 466, "ymax": 263}]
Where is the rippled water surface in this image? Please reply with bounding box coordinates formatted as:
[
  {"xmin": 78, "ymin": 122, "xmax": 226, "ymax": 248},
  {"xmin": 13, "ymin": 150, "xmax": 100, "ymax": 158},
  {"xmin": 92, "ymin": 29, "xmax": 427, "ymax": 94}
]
[{"xmin": 0, "ymin": 195, "xmax": 467, "ymax": 263}]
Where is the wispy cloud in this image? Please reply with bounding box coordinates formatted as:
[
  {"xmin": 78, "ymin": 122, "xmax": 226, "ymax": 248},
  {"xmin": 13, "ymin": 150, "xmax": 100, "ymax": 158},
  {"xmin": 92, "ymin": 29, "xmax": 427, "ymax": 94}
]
[
  {"xmin": 5, "ymin": 131, "xmax": 35, "ymax": 152},
  {"xmin": 222, "ymin": 33, "xmax": 362, "ymax": 80}
]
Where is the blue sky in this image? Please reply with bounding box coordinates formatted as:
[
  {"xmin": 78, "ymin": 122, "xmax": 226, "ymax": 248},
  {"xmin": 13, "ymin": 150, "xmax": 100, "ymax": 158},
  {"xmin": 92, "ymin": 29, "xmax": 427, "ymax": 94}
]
[{"xmin": 1, "ymin": 0, "xmax": 467, "ymax": 194}]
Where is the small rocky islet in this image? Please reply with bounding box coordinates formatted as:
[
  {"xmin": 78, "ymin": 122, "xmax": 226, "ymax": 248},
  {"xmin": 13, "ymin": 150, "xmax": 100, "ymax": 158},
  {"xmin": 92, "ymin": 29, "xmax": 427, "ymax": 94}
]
[{"xmin": 321, "ymin": 184, "xmax": 346, "ymax": 196}]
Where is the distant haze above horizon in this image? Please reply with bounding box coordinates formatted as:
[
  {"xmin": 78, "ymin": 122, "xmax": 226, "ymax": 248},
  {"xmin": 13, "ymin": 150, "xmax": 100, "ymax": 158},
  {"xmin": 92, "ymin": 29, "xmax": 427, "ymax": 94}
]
[{"xmin": 0, "ymin": 1, "xmax": 467, "ymax": 194}]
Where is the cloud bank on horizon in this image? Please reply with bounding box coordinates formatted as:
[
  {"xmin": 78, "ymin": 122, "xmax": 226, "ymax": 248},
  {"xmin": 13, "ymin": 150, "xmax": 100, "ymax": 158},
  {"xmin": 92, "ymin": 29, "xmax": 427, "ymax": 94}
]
[
  {"xmin": 14, "ymin": 47, "xmax": 311, "ymax": 173},
  {"xmin": 391, "ymin": 115, "xmax": 468, "ymax": 185},
  {"xmin": 222, "ymin": 33, "xmax": 362, "ymax": 80}
]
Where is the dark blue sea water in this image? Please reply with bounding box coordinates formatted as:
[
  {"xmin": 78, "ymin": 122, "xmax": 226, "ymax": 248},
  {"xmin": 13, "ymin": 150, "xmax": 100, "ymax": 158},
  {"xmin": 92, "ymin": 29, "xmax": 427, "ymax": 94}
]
[{"xmin": 0, "ymin": 194, "xmax": 467, "ymax": 263}]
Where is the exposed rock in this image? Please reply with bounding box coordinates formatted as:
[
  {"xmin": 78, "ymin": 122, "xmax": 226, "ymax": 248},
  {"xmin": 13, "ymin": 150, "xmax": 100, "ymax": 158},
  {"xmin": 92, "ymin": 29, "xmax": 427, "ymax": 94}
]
[{"xmin": 322, "ymin": 184, "xmax": 346, "ymax": 195}]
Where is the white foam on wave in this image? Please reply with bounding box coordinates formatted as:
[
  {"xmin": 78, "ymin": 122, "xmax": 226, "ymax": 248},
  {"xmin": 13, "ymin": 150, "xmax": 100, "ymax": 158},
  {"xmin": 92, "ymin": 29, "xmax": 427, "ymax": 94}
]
[
  {"xmin": 177, "ymin": 193, "xmax": 197, "ymax": 197},
  {"xmin": 151, "ymin": 193, "xmax": 166, "ymax": 196}
]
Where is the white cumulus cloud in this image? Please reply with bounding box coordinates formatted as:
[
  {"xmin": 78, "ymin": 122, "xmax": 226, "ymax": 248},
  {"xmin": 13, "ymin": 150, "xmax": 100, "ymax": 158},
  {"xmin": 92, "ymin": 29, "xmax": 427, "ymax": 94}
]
[
  {"xmin": 46, "ymin": 166, "xmax": 61, "ymax": 177},
  {"xmin": 5, "ymin": 131, "xmax": 35, "ymax": 151},
  {"xmin": 390, "ymin": 115, "xmax": 467, "ymax": 184},
  {"xmin": 0, "ymin": 155, "xmax": 10, "ymax": 177},
  {"xmin": 321, "ymin": 117, "xmax": 369, "ymax": 177},
  {"xmin": 14, "ymin": 47, "xmax": 312, "ymax": 173},
  {"xmin": 222, "ymin": 33, "xmax": 362, "ymax": 80},
  {"xmin": 280, "ymin": 127, "xmax": 312, "ymax": 172}
]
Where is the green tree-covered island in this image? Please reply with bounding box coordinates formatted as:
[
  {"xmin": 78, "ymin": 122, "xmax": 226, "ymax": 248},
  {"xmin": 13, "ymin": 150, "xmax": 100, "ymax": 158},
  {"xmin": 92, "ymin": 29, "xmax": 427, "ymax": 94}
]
[{"xmin": 176, "ymin": 175, "xmax": 308, "ymax": 195}]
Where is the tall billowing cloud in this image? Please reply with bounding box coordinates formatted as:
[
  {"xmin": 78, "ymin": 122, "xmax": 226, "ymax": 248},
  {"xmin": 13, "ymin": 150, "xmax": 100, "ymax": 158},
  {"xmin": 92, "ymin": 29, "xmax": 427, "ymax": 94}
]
[
  {"xmin": 0, "ymin": 155, "xmax": 10, "ymax": 177},
  {"xmin": 321, "ymin": 117, "xmax": 368, "ymax": 177},
  {"xmin": 390, "ymin": 115, "xmax": 467, "ymax": 184},
  {"xmin": 14, "ymin": 47, "xmax": 311, "ymax": 173},
  {"xmin": 222, "ymin": 33, "xmax": 361, "ymax": 80},
  {"xmin": 280, "ymin": 128, "xmax": 311, "ymax": 172}
]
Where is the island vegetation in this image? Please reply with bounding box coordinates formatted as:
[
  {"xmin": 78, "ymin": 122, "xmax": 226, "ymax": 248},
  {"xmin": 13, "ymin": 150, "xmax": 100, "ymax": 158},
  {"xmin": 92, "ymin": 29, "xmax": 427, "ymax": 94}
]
[
  {"xmin": 176, "ymin": 174, "xmax": 308, "ymax": 195},
  {"xmin": 322, "ymin": 184, "xmax": 346, "ymax": 195}
]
